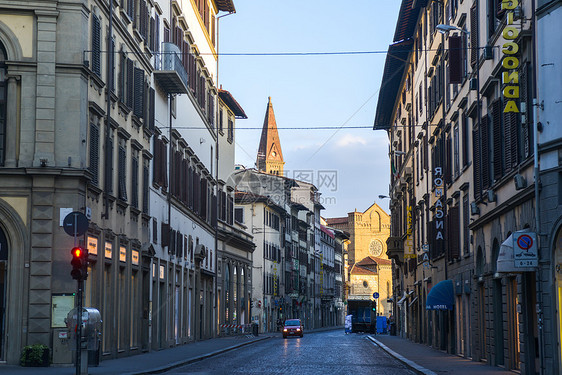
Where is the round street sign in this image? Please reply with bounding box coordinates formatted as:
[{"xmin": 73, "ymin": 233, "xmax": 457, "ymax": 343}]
[
  {"xmin": 517, "ymin": 234, "xmax": 533, "ymax": 251},
  {"xmin": 373, "ymin": 292, "xmax": 379, "ymax": 299},
  {"xmin": 63, "ymin": 211, "xmax": 89, "ymax": 237}
]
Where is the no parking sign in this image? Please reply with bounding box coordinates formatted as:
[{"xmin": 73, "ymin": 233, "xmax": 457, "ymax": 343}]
[{"xmin": 513, "ymin": 231, "xmax": 538, "ymax": 268}]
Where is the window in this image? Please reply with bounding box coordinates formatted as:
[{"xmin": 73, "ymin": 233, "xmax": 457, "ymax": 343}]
[
  {"xmin": 227, "ymin": 118, "xmax": 233, "ymax": 142},
  {"xmin": 219, "ymin": 109, "xmax": 224, "ymax": 133},
  {"xmin": 462, "ymin": 112, "xmax": 469, "ymax": 168},
  {"xmin": 133, "ymin": 67, "xmax": 145, "ymax": 118},
  {"xmin": 234, "ymin": 207, "xmax": 244, "ymax": 224}
]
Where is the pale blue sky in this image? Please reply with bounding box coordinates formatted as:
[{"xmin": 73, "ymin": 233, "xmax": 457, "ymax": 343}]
[{"xmin": 219, "ymin": 1, "xmax": 402, "ymax": 218}]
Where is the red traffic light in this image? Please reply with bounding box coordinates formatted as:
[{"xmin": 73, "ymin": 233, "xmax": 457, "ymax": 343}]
[{"xmin": 70, "ymin": 246, "xmax": 88, "ymax": 281}]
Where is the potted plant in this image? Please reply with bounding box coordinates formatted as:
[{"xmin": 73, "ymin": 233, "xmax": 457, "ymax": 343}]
[{"xmin": 20, "ymin": 344, "xmax": 50, "ymax": 367}]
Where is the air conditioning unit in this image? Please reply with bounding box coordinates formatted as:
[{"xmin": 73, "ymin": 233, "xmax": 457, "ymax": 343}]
[{"xmin": 514, "ymin": 174, "xmax": 527, "ymax": 190}]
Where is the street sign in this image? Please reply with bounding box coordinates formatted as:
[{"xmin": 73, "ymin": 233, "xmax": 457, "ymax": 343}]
[
  {"xmin": 513, "ymin": 231, "xmax": 538, "ymax": 268},
  {"xmin": 63, "ymin": 211, "xmax": 89, "ymax": 237},
  {"xmin": 373, "ymin": 292, "xmax": 379, "ymax": 299}
]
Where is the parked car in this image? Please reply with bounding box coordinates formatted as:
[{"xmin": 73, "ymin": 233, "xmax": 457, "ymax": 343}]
[{"xmin": 283, "ymin": 319, "xmax": 303, "ymax": 338}]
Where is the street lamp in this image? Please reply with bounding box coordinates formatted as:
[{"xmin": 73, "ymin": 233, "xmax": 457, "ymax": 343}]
[
  {"xmin": 378, "ymin": 195, "xmax": 390, "ymax": 199},
  {"xmin": 436, "ymin": 24, "xmax": 470, "ymax": 35}
]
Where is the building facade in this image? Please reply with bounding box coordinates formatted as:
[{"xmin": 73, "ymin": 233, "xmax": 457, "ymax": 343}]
[
  {"xmin": 0, "ymin": 0, "xmax": 247, "ymax": 366},
  {"xmin": 374, "ymin": 0, "xmax": 548, "ymax": 373}
]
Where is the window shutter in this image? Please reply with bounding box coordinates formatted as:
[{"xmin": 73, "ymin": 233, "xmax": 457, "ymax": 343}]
[
  {"xmin": 118, "ymin": 145, "xmax": 127, "ymax": 201},
  {"xmin": 481, "ymin": 116, "xmax": 490, "ymax": 190},
  {"xmin": 149, "ymin": 87, "xmax": 155, "ymax": 131},
  {"xmin": 211, "ymin": 193, "xmax": 217, "ymax": 228},
  {"xmin": 110, "ymin": 38, "xmax": 115, "ymax": 93},
  {"xmin": 119, "ymin": 51, "xmax": 126, "ymax": 102},
  {"xmin": 445, "ymin": 135, "xmax": 452, "ymax": 185},
  {"xmin": 155, "ymin": 14, "xmax": 160, "ymax": 53},
  {"xmin": 164, "ymin": 26, "xmax": 170, "ymax": 43},
  {"xmin": 92, "ymin": 15, "xmax": 101, "ymax": 76},
  {"xmin": 473, "ymin": 127, "xmax": 482, "ymax": 200},
  {"xmin": 449, "ymin": 35, "xmax": 462, "ymax": 84},
  {"xmin": 470, "ymin": 5, "xmax": 478, "ymax": 67},
  {"xmin": 447, "ymin": 205, "xmax": 460, "ymax": 260},
  {"xmin": 89, "ymin": 123, "xmax": 100, "ymax": 186},
  {"xmin": 187, "ymin": 165, "xmax": 193, "ymax": 208},
  {"xmin": 153, "ymin": 138, "xmax": 160, "ymax": 185},
  {"xmin": 505, "ymin": 111, "xmax": 519, "ymax": 170},
  {"xmin": 143, "ymin": 161, "xmax": 149, "ymax": 213},
  {"xmin": 127, "ymin": 59, "xmax": 134, "ymax": 108},
  {"xmin": 200, "ymin": 178, "xmax": 207, "ymax": 220},
  {"xmin": 133, "ymin": 67, "xmax": 145, "ymax": 117},
  {"xmin": 107, "ymin": 136, "xmax": 114, "ymax": 194},
  {"xmin": 492, "ymin": 100, "xmax": 503, "ymax": 180},
  {"xmin": 170, "ymin": 229, "xmax": 176, "ymax": 255},
  {"xmin": 132, "ymin": 155, "xmax": 139, "ymax": 208},
  {"xmin": 127, "ymin": 0, "xmax": 134, "ymax": 19},
  {"xmin": 149, "ymin": 17, "xmax": 155, "ymax": 51},
  {"xmin": 161, "ymin": 140, "xmax": 168, "ymax": 190},
  {"xmin": 462, "ymin": 113, "xmax": 469, "ymax": 167},
  {"xmin": 161, "ymin": 222, "xmax": 170, "ymax": 248}
]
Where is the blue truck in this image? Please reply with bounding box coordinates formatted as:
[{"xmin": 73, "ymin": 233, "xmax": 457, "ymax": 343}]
[{"xmin": 347, "ymin": 299, "xmax": 376, "ymax": 333}]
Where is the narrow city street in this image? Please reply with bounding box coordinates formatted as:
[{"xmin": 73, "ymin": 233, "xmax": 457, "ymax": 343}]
[{"xmin": 165, "ymin": 331, "xmax": 415, "ymax": 375}]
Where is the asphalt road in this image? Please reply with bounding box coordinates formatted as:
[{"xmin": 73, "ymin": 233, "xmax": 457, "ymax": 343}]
[{"xmin": 165, "ymin": 330, "xmax": 417, "ymax": 375}]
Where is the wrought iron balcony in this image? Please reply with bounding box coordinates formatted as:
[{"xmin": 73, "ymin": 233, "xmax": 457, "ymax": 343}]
[{"xmin": 153, "ymin": 42, "xmax": 188, "ymax": 94}]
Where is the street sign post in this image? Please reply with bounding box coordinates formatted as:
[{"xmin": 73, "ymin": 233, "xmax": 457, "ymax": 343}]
[{"xmin": 373, "ymin": 292, "xmax": 379, "ymax": 299}]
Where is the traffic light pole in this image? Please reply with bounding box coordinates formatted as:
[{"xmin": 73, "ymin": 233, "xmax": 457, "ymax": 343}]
[{"xmin": 75, "ymin": 279, "xmax": 83, "ymax": 375}]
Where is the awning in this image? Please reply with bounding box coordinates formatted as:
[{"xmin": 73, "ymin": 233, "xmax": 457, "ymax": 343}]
[
  {"xmin": 426, "ymin": 280, "xmax": 454, "ymax": 310},
  {"xmin": 497, "ymin": 231, "xmax": 538, "ymax": 272}
]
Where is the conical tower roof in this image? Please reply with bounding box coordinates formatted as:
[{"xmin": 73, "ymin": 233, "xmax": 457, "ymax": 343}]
[{"xmin": 256, "ymin": 97, "xmax": 284, "ymax": 174}]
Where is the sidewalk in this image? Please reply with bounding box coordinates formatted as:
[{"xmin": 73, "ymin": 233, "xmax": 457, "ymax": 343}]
[
  {"xmin": 369, "ymin": 334, "xmax": 515, "ymax": 375},
  {"xmin": 2, "ymin": 326, "xmax": 343, "ymax": 375}
]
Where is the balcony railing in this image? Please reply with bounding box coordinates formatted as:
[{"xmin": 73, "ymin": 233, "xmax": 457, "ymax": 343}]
[{"xmin": 153, "ymin": 42, "xmax": 188, "ymax": 94}]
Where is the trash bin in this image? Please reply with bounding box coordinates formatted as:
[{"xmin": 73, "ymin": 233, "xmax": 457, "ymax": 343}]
[
  {"xmin": 389, "ymin": 322, "xmax": 396, "ymax": 336},
  {"xmin": 252, "ymin": 323, "xmax": 259, "ymax": 336}
]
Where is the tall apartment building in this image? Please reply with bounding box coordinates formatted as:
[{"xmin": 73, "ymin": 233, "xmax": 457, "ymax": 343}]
[
  {"xmin": 0, "ymin": 0, "xmax": 247, "ymax": 365},
  {"xmin": 374, "ymin": 0, "xmax": 549, "ymax": 373}
]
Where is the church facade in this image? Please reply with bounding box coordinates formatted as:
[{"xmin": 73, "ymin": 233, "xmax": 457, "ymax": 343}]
[{"xmin": 326, "ymin": 203, "xmax": 392, "ymax": 316}]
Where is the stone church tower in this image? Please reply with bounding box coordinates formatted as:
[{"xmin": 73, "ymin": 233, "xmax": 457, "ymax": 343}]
[{"xmin": 256, "ymin": 97, "xmax": 284, "ymax": 175}]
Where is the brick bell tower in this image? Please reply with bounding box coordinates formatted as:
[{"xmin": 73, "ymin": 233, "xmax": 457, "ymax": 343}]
[{"xmin": 256, "ymin": 97, "xmax": 284, "ymax": 175}]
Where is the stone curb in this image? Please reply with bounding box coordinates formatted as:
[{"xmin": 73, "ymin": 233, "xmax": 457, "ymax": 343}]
[
  {"xmin": 367, "ymin": 335, "xmax": 437, "ymax": 375},
  {"xmin": 126, "ymin": 336, "xmax": 272, "ymax": 375}
]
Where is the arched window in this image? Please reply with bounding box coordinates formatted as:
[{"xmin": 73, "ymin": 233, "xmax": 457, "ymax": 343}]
[{"xmin": 0, "ymin": 43, "xmax": 7, "ymax": 166}]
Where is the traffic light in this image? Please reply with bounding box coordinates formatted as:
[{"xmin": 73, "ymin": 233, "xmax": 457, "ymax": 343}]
[
  {"xmin": 371, "ymin": 300, "xmax": 377, "ymax": 313},
  {"xmin": 70, "ymin": 246, "xmax": 88, "ymax": 281}
]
